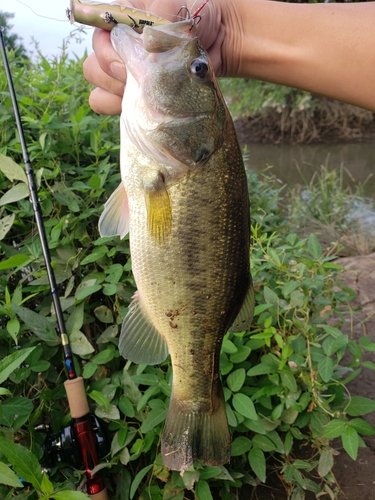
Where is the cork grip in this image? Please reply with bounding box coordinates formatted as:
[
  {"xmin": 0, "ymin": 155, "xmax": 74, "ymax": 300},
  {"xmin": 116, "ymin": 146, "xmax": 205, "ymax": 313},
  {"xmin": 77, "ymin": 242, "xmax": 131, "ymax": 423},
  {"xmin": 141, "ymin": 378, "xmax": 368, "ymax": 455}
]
[
  {"xmin": 64, "ymin": 377, "xmax": 90, "ymax": 418},
  {"xmin": 89, "ymin": 488, "xmax": 109, "ymax": 500}
]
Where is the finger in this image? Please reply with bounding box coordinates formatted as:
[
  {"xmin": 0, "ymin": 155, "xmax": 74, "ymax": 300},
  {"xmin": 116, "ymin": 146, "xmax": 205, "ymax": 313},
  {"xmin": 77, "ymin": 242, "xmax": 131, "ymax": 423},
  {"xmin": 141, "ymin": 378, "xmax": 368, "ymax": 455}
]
[
  {"xmin": 92, "ymin": 28, "xmax": 127, "ymax": 82},
  {"xmin": 88, "ymin": 87, "xmax": 123, "ymax": 115},
  {"xmin": 83, "ymin": 52, "xmax": 126, "ymax": 97}
]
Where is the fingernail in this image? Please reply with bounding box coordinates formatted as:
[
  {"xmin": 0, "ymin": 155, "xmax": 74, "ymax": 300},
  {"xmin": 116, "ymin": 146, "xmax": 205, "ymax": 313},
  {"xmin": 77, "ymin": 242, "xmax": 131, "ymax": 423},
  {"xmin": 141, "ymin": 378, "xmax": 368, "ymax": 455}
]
[{"xmin": 110, "ymin": 61, "xmax": 126, "ymax": 82}]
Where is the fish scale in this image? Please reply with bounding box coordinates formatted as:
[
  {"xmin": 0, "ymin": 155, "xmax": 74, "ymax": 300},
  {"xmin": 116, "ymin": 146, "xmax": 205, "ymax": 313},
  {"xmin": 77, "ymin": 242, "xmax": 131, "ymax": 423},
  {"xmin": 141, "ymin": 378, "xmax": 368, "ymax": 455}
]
[{"xmin": 99, "ymin": 19, "xmax": 254, "ymax": 471}]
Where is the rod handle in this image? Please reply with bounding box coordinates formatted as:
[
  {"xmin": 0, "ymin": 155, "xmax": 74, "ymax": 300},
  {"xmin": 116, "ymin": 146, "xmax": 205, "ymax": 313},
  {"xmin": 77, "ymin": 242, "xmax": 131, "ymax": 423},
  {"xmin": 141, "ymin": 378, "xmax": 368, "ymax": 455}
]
[
  {"xmin": 64, "ymin": 377, "xmax": 90, "ymax": 418},
  {"xmin": 89, "ymin": 488, "xmax": 109, "ymax": 500}
]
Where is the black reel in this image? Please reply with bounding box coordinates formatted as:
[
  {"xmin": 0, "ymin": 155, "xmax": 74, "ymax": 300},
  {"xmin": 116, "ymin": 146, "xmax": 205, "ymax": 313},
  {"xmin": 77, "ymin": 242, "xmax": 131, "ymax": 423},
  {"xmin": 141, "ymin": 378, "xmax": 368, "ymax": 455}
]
[{"xmin": 43, "ymin": 414, "xmax": 109, "ymax": 469}]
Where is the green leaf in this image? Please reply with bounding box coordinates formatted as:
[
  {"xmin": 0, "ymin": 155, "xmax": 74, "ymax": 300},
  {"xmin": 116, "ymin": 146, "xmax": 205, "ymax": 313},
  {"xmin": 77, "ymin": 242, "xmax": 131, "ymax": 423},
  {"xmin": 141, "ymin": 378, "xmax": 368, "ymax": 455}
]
[
  {"xmin": 96, "ymin": 404, "xmax": 120, "ymax": 420},
  {"xmin": 66, "ymin": 303, "xmax": 85, "ymax": 335},
  {"xmin": 195, "ymin": 480, "xmax": 213, "ymax": 500},
  {"xmin": 321, "ymin": 325, "xmax": 343, "ymax": 338},
  {"xmin": 0, "ymin": 437, "xmax": 43, "ymax": 491},
  {"xmin": 248, "ymin": 447, "xmax": 266, "ymax": 483},
  {"xmin": 247, "ymin": 363, "xmax": 276, "ymax": 376},
  {"xmin": 131, "ymin": 374, "xmax": 159, "ymax": 386},
  {"xmin": 11, "ymin": 305, "xmax": 59, "ymax": 344},
  {"xmin": 322, "ymin": 334, "xmax": 348, "ymax": 356},
  {"xmin": 76, "ymin": 281, "xmax": 102, "ymax": 300},
  {"xmin": 130, "ymin": 464, "xmax": 153, "ymax": 499},
  {"xmin": 6, "ymin": 318, "xmax": 20, "ymax": 343},
  {"xmin": 317, "ymin": 356, "xmax": 333, "ymax": 383},
  {"xmin": 342, "ymin": 426, "xmax": 359, "ymax": 460},
  {"xmin": 0, "ymin": 347, "xmax": 35, "ymax": 385},
  {"xmin": 307, "ymin": 233, "xmax": 322, "ymax": 259},
  {"xmin": 232, "ymin": 393, "xmax": 258, "ymax": 420},
  {"xmin": 346, "ymin": 396, "xmax": 375, "ymax": 416},
  {"xmin": 119, "ymin": 396, "xmax": 135, "ymax": 418},
  {"xmin": 229, "ymin": 345, "xmax": 251, "ymax": 364},
  {"xmin": 263, "ymin": 286, "xmax": 279, "ymax": 306},
  {"xmin": 81, "ymin": 246, "xmax": 109, "ymax": 265},
  {"xmin": 251, "ymin": 434, "xmax": 276, "ymax": 452},
  {"xmin": 0, "ymin": 154, "xmax": 27, "ymax": 182},
  {"xmin": 89, "ymin": 390, "xmax": 110, "ymax": 411},
  {"xmin": 0, "ymin": 253, "xmax": 31, "ymax": 270},
  {"xmin": 221, "ymin": 337, "xmax": 237, "ymax": 354},
  {"xmin": 41, "ymin": 473, "xmax": 54, "ymax": 495},
  {"xmin": 0, "ymin": 183, "xmax": 29, "ymax": 205},
  {"xmin": 92, "ymin": 348, "xmax": 115, "ymax": 365},
  {"xmin": 323, "ymin": 419, "xmax": 347, "ymax": 439},
  {"xmin": 0, "ymin": 462, "xmax": 23, "ymax": 488},
  {"xmin": 318, "ymin": 449, "xmax": 333, "ymax": 477},
  {"xmin": 362, "ymin": 360, "xmax": 375, "ymax": 371},
  {"xmin": 280, "ymin": 370, "xmax": 297, "ymax": 392},
  {"xmin": 231, "ymin": 436, "xmax": 252, "ymax": 456},
  {"xmin": 348, "ymin": 418, "xmax": 375, "ymax": 436},
  {"xmin": 52, "ymin": 492, "xmax": 91, "ymax": 500},
  {"xmin": 282, "ymin": 281, "xmax": 300, "ymax": 297},
  {"xmin": 70, "ymin": 330, "xmax": 95, "ymax": 355},
  {"xmin": 0, "ymin": 396, "xmax": 33, "ymax": 428},
  {"xmin": 140, "ymin": 407, "xmax": 167, "ymax": 433},
  {"xmin": 227, "ymin": 368, "xmax": 246, "ymax": 392},
  {"xmin": 83, "ymin": 361, "xmax": 98, "ymax": 379},
  {"xmin": 0, "ymin": 213, "xmax": 15, "ymax": 241}
]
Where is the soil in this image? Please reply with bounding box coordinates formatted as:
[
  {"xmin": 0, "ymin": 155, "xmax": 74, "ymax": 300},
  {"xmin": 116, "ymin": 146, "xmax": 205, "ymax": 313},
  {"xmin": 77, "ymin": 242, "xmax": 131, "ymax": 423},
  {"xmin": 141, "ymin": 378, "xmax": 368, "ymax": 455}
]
[
  {"xmin": 233, "ymin": 99, "xmax": 375, "ymax": 145},
  {"xmin": 246, "ymin": 254, "xmax": 375, "ymax": 500}
]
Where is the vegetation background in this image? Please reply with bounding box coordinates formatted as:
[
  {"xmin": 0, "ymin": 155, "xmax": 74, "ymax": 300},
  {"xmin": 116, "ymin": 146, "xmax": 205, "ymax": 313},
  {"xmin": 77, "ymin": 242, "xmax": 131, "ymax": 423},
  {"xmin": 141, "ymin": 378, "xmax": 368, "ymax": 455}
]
[{"xmin": 1, "ymin": 2, "xmax": 375, "ymax": 499}]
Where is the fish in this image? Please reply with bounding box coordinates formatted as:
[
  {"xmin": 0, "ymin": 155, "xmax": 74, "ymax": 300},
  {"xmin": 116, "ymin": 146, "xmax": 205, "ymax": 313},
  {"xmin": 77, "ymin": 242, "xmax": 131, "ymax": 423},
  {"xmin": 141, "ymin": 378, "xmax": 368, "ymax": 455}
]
[{"xmin": 98, "ymin": 18, "xmax": 255, "ymax": 472}]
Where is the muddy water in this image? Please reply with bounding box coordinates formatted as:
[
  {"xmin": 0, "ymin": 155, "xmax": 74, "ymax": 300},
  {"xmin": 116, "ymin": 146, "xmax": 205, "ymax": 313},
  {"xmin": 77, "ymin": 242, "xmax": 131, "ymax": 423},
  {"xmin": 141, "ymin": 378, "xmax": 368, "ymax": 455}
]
[{"xmin": 242, "ymin": 142, "xmax": 375, "ymax": 195}]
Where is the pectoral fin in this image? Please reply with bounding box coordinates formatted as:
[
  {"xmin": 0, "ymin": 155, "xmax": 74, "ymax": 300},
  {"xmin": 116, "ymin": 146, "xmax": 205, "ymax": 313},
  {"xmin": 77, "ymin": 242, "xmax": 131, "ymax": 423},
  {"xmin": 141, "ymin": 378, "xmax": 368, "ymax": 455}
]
[
  {"xmin": 228, "ymin": 284, "xmax": 255, "ymax": 333},
  {"xmin": 144, "ymin": 172, "xmax": 172, "ymax": 243},
  {"xmin": 119, "ymin": 294, "xmax": 169, "ymax": 365},
  {"xmin": 99, "ymin": 182, "xmax": 129, "ymax": 238}
]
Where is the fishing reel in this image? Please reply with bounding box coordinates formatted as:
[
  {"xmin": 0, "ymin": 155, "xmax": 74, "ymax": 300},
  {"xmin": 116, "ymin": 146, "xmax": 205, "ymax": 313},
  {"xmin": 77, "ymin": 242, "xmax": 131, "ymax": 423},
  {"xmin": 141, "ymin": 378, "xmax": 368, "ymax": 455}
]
[{"xmin": 41, "ymin": 414, "xmax": 109, "ymax": 470}]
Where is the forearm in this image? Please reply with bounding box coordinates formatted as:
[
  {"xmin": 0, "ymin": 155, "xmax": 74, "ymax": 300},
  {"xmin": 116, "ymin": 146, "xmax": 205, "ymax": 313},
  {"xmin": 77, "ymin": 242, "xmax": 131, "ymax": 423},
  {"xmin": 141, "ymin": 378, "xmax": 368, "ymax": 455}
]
[{"xmin": 234, "ymin": 0, "xmax": 375, "ymax": 110}]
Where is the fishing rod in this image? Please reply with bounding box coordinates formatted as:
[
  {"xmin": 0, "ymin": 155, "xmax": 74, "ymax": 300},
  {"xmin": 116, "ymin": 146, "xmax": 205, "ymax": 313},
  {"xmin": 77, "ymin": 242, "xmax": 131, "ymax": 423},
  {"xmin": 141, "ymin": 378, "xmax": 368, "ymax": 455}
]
[{"xmin": 0, "ymin": 29, "xmax": 108, "ymax": 500}]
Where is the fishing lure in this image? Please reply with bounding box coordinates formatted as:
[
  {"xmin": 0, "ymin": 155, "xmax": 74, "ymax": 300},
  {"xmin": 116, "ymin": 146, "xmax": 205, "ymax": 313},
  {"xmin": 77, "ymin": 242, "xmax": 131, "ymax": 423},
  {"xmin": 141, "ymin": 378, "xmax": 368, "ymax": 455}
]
[{"xmin": 67, "ymin": 0, "xmax": 210, "ymax": 32}]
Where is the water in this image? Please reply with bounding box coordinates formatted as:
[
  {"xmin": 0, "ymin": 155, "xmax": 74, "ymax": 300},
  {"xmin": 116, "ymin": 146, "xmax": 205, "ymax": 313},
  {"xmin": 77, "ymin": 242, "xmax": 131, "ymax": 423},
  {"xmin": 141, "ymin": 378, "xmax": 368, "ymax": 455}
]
[{"xmin": 242, "ymin": 142, "xmax": 375, "ymax": 195}]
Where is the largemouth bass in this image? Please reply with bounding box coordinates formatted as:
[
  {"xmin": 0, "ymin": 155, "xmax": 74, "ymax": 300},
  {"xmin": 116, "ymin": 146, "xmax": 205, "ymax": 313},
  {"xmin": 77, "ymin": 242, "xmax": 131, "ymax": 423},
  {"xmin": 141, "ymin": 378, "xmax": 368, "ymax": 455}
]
[{"xmin": 99, "ymin": 18, "xmax": 254, "ymax": 472}]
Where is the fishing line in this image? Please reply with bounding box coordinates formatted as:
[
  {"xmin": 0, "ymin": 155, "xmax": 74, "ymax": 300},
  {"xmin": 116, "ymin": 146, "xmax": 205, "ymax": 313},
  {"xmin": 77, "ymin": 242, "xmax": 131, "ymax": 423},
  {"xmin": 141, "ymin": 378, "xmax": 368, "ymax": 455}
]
[
  {"xmin": 15, "ymin": 0, "xmax": 68, "ymax": 23},
  {"xmin": 0, "ymin": 28, "xmax": 108, "ymax": 500}
]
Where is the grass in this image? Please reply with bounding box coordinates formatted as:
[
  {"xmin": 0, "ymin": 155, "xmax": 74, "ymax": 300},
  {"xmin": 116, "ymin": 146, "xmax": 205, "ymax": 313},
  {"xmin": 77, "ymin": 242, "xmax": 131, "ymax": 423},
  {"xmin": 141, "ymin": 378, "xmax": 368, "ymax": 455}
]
[{"xmin": 286, "ymin": 163, "xmax": 375, "ymax": 256}]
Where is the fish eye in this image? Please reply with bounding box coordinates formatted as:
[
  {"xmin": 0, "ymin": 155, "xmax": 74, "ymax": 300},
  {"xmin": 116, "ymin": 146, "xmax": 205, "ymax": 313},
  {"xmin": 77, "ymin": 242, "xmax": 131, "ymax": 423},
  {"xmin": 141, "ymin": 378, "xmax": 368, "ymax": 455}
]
[{"xmin": 190, "ymin": 58, "xmax": 209, "ymax": 78}]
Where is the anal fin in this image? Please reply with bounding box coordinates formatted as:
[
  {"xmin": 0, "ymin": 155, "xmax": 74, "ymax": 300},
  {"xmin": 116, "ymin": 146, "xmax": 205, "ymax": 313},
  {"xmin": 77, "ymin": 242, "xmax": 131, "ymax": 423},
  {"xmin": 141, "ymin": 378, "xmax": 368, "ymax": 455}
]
[
  {"xmin": 119, "ymin": 294, "xmax": 169, "ymax": 365},
  {"xmin": 228, "ymin": 283, "xmax": 255, "ymax": 333},
  {"xmin": 144, "ymin": 172, "xmax": 172, "ymax": 243},
  {"xmin": 99, "ymin": 182, "xmax": 129, "ymax": 239}
]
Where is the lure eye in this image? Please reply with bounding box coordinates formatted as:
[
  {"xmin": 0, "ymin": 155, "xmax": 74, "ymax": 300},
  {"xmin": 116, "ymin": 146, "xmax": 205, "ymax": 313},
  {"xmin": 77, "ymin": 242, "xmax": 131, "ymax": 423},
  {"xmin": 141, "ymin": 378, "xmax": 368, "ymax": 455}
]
[{"xmin": 190, "ymin": 58, "xmax": 209, "ymax": 78}]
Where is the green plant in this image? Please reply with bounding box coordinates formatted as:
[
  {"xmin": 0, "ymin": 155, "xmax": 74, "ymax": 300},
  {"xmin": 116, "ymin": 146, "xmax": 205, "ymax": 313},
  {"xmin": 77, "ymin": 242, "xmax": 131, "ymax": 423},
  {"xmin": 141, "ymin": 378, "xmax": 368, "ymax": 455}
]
[
  {"xmin": 0, "ymin": 47, "xmax": 374, "ymax": 500},
  {"xmin": 287, "ymin": 163, "xmax": 375, "ymax": 256}
]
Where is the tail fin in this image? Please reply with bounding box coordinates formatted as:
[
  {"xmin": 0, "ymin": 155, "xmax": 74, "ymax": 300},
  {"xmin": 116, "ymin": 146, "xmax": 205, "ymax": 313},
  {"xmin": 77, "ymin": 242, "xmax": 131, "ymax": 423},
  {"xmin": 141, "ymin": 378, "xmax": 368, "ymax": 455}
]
[{"xmin": 161, "ymin": 391, "xmax": 231, "ymax": 471}]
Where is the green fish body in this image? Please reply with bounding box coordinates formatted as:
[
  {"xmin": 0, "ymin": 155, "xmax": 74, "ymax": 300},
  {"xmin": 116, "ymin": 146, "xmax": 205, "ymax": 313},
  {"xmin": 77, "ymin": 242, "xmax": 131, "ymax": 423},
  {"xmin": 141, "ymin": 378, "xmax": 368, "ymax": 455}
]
[{"xmin": 99, "ymin": 20, "xmax": 254, "ymax": 472}]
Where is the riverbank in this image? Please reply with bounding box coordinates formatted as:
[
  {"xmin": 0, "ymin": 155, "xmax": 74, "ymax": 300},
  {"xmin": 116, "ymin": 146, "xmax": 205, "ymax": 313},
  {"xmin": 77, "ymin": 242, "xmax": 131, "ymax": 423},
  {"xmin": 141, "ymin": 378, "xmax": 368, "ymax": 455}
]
[{"xmin": 234, "ymin": 97, "xmax": 375, "ymax": 145}]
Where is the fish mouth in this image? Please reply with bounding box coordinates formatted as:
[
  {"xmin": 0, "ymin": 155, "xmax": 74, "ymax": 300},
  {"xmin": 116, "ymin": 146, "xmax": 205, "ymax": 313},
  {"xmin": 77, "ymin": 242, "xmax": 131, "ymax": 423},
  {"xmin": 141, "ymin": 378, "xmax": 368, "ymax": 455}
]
[{"xmin": 111, "ymin": 20, "xmax": 195, "ymax": 59}]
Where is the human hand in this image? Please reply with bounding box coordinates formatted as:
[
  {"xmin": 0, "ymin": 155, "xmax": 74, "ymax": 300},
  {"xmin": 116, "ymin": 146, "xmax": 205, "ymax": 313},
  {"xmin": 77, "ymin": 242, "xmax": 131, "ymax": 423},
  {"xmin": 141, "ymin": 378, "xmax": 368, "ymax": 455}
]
[{"xmin": 83, "ymin": 0, "xmax": 238, "ymax": 115}]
